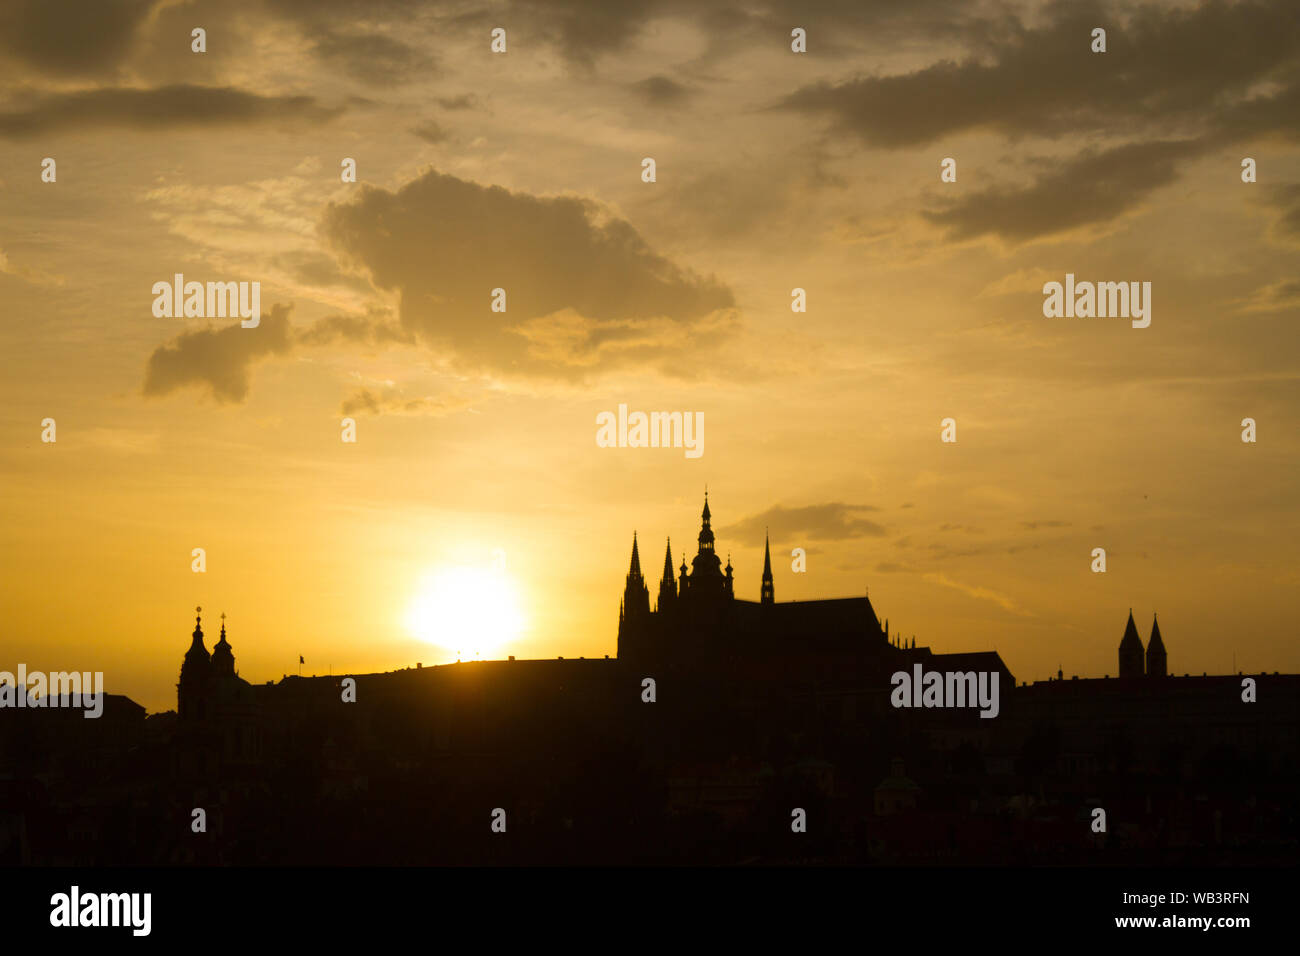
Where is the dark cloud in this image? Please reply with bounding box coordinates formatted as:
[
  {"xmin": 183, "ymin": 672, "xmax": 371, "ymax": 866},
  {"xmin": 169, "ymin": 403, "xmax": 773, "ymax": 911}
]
[
  {"xmin": 922, "ymin": 139, "xmax": 1196, "ymax": 243},
  {"xmin": 1270, "ymin": 184, "xmax": 1300, "ymax": 241},
  {"xmin": 779, "ymin": 0, "xmax": 1300, "ymax": 148},
  {"xmin": 319, "ymin": 168, "xmax": 735, "ymax": 379},
  {"xmin": 310, "ymin": 30, "xmax": 435, "ymax": 85},
  {"xmin": 411, "ymin": 119, "xmax": 450, "ymax": 143},
  {"xmin": 437, "ymin": 94, "xmax": 478, "ymax": 111},
  {"xmin": 721, "ymin": 503, "xmax": 887, "ymax": 542},
  {"xmin": 1020, "ymin": 520, "xmax": 1072, "ymax": 530},
  {"xmin": 0, "ymin": 85, "xmax": 341, "ymax": 138},
  {"xmin": 1211, "ymin": 80, "xmax": 1300, "ymax": 143},
  {"xmin": 143, "ymin": 305, "xmax": 293, "ymax": 404},
  {"xmin": 516, "ymin": 0, "xmax": 663, "ymax": 68},
  {"xmin": 0, "ymin": 0, "xmax": 152, "ymax": 78},
  {"xmin": 341, "ymin": 386, "xmax": 473, "ymax": 417},
  {"xmin": 634, "ymin": 75, "xmax": 691, "ymax": 107}
]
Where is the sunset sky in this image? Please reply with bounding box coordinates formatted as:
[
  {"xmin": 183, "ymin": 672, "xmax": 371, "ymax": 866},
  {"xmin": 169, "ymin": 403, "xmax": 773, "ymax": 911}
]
[{"xmin": 1, "ymin": 0, "xmax": 1297, "ymax": 713}]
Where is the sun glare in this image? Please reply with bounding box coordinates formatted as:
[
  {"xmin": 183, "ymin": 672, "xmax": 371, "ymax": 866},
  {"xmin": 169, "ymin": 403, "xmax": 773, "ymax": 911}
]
[{"xmin": 405, "ymin": 565, "xmax": 525, "ymax": 660}]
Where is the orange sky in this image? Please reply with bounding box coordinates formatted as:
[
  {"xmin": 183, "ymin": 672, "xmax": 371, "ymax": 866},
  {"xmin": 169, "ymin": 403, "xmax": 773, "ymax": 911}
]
[{"xmin": 1, "ymin": 0, "xmax": 1297, "ymax": 712}]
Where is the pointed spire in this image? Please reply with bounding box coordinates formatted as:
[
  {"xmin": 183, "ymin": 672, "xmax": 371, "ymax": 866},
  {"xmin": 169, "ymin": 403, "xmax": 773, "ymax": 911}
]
[
  {"xmin": 696, "ymin": 490, "xmax": 716, "ymax": 557},
  {"xmin": 1146, "ymin": 612, "xmax": 1167, "ymax": 677},
  {"xmin": 657, "ymin": 537, "xmax": 677, "ymax": 610},
  {"xmin": 628, "ymin": 532, "xmax": 642, "ymax": 577},
  {"xmin": 620, "ymin": 531, "xmax": 650, "ymax": 627},
  {"xmin": 1119, "ymin": 608, "xmax": 1145, "ymax": 678},
  {"xmin": 760, "ymin": 528, "xmax": 775, "ymax": 604}
]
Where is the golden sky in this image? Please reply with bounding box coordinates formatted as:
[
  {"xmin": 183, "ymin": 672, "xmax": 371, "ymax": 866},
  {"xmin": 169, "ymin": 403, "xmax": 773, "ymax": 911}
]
[{"xmin": 1, "ymin": 0, "xmax": 1297, "ymax": 712}]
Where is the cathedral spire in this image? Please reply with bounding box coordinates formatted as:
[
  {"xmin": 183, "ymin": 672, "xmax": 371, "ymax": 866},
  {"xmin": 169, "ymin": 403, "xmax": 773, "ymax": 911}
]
[
  {"xmin": 697, "ymin": 492, "xmax": 715, "ymax": 553},
  {"xmin": 628, "ymin": 532, "xmax": 642, "ymax": 577},
  {"xmin": 617, "ymin": 532, "xmax": 651, "ymax": 658},
  {"xmin": 760, "ymin": 529, "xmax": 774, "ymax": 605},
  {"xmin": 657, "ymin": 538, "xmax": 677, "ymax": 611}
]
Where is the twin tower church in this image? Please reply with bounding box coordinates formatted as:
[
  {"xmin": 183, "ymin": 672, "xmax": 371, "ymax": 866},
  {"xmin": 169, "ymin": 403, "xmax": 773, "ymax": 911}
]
[{"xmin": 1119, "ymin": 609, "xmax": 1169, "ymax": 678}]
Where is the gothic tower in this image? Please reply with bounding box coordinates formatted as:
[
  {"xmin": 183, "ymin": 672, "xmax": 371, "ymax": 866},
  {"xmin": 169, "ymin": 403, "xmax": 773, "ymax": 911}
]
[
  {"xmin": 1146, "ymin": 613, "xmax": 1167, "ymax": 677},
  {"xmin": 1118, "ymin": 609, "xmax": 1145, "ymax": 678},
  {"xmin": 617, "ymin": 532, "xmax": 651, "ymax": 659},
  {"xmin": 760, "ymin": 530, "xmax": 774, "ymax": 605},
  {"xmin": 657, "ymin": 538, "xmax": 676, "ymax": 613}
]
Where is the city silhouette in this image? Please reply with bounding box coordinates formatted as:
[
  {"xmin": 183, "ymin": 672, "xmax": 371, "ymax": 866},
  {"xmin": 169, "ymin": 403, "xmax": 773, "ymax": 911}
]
[{"xmin": 2, "ymin": 493, "xmax": 1295, "ymax": 866}]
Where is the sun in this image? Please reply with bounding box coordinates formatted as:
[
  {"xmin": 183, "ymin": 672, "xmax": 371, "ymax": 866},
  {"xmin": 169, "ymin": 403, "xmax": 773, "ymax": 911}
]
[{"xmin": 405, "ymin": 565, "xmax": 525, "ymax": 659}]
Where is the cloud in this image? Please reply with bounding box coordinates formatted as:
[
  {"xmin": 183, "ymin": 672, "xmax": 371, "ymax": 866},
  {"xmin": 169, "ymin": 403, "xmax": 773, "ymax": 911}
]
[
  {"xmin": 341, "ymin": 386, "xmax": 475, "ymax": 417},
  {"xmin": 634, "ymin": 75, "xmax": 692, "ymax": 107},
  {"xmin": 297, "ymin": 311, "xmax": 416, "ymax": 347},
  {"xmin": 1235, "ymin": 278, "xmax": 1300, "ymax": 314},
  {"xmin": 310, "ymin": 29, "xmax": 435, "ymax": 85},
  {"xmin": 779, "ymin": 0, "xmax": 1300, "ymax": 148},
  {"xmin": 923, "ymin": 139, "xmax": 1195, "ymax": 243},
  {"xmin": 518, "ymin": 0, "xmax": 664, "ymax": 68},
  {"xmin": 411, "ymin": 119, "xmax": 450, "ymax": 144},
  {"xmin": 923, "ymin": 572, "xmax": 1030, "ymax": 616},
  {"xmin": 1268, "ymin": 183, "xmax": 1300, "ymax": 242},
  {"xmin": 721, "ymin": 503, "xmax": 887, "ymax": 542},
  {"xmin": 0, "ymin": 248, "xmax": 64, "ymax": 286},
  {"xmin": 319, "ymin": 168, "xmax": 735, "ymax": 379},
  {"xmin": 436, "ymin": 94, "xmax": 478, "ymax": 111},
  {"xmin": 143, "ymin": 305, "xmax": 293, "ymax": 403},
  {"xmin": 1020, "ymin": 520, "xmax": 1072, "ymax": 530},
  {"xmin": 0, "ymin": 0, "xmax": 152, "ymax": 78},
  {"xmin": 0, "ymin": 85, "xmax": 342, "ymax": 138},
  {"xmin": 977, "ymin": 267, "xmax": 1055, "ymax": 299}
]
